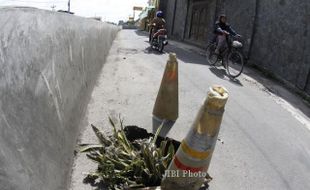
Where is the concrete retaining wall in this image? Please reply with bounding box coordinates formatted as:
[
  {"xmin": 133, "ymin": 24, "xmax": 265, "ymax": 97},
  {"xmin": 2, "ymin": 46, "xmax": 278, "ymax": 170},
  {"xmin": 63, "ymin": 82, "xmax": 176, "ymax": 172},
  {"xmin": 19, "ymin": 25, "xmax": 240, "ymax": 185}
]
[
  {"xmin": 0, "ymin": 7, "xmax": 119, "ymax": 190},
  {"xmin": 249, "ymin": 0, "xmax": 310, "ymax": 91}
]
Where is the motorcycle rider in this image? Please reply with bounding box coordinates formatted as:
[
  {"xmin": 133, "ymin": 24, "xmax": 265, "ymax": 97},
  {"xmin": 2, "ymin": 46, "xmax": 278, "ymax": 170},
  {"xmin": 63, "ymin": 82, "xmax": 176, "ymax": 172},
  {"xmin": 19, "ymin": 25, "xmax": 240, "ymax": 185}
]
[
  {"xmin": 214, "ymin": 14, "xmax": 241, "ymax": 54},
  {"xmin": 149, "ymin": 10, "xmax": 166, "ymax": 40}
]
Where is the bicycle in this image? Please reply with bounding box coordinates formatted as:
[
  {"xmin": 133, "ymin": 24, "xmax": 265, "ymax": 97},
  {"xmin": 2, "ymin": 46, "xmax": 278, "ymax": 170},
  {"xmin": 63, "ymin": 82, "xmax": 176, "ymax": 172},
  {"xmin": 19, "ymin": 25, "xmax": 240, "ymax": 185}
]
[{"xmin": 206, "ymin": 35, "xmax": 244, "ymax": 78}]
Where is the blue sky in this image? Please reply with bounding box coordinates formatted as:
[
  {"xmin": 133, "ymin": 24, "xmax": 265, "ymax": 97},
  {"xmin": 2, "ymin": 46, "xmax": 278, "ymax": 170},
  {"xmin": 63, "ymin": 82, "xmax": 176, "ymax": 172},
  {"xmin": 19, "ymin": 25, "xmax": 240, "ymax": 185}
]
[{"xmin": 0, "ymin": 0, "xmax": 148, "ymax": 23}]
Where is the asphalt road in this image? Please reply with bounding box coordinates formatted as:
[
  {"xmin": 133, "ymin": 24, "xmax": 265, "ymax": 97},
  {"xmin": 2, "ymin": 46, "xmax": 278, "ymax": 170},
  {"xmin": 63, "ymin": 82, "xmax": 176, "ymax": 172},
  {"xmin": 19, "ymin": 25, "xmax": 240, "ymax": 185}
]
[{"xmin": 70, "ymin": 29, "xmax": 310, "ymax": 190}]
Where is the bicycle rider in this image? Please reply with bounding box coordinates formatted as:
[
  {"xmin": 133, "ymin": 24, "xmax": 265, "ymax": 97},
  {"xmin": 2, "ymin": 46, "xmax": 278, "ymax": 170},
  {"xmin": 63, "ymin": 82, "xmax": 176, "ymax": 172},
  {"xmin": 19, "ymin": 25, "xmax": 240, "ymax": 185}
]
[{"xmin": 213, "ymin": 14, "xmax": 241, "ymax": 54}]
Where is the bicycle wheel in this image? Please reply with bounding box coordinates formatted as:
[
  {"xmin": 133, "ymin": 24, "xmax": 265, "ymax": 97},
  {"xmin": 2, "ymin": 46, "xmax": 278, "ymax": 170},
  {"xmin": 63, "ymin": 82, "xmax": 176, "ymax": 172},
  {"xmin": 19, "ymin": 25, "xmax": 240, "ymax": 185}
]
[
  {"xmin": 206, "ymin": 44, "xmax": 219, "ymax": 65},
  {"xmin": 158, "ymin": 39, "xmax": 164, "ymax": 52},
  {"xmin": 225, "ymin": 50, "xmax": 244, "ymax": 78}
]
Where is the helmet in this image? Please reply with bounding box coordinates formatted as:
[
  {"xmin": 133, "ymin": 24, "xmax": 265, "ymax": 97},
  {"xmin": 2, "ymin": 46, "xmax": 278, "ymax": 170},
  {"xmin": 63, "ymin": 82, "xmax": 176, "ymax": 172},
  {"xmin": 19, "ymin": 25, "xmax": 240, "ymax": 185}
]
[{"xmin": 156, "ymin": 11, "xmax": 163, "ymax": 18}]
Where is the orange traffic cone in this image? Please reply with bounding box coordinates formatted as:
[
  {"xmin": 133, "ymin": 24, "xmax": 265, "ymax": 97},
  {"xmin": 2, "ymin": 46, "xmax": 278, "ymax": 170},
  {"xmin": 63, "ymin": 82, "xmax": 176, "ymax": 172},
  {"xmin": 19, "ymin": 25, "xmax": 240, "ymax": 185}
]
[
  {"xmin": 161, "ymin": 85, "xmax": 229, "ymax": 190},
  {"xmin": 152, "ymin": 53, "xmax": 178, "ymax": 121}
]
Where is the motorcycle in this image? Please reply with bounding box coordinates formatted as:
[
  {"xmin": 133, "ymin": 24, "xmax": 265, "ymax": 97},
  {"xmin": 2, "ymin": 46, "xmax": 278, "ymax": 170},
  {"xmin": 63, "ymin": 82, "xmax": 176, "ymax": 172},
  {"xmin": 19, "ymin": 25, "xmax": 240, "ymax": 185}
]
[{"xmin": 149, "ymin": 23, "xmax": 168, "ymax": 52}]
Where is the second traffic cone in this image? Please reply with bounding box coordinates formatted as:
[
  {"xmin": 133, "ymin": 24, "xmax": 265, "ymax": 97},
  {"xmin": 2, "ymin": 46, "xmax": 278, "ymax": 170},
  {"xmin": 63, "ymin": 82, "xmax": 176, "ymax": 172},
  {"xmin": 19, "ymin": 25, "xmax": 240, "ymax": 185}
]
[
  {"xmin": 161, "ymin": 85, "xmax": 229, "ymax": 190},
  {"xmin": 152, "ymin": 53, "xmax": 178, "ymax": 121}
]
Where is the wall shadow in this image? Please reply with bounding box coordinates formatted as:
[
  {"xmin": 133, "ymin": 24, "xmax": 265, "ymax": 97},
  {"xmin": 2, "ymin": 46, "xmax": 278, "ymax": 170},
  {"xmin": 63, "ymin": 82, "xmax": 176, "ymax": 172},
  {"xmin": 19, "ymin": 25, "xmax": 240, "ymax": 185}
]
[
  {"xmin": 133, "ymin": 31, "xmax": 310, "ymax": 120},
  {"xmin": 143, "ymin": 46, "xmax": 167, "ymax": 55},
  {"xmin": 209, "ymin": 67, "xmax": 243, "ymax": 86},
  {"xmin": 242, "ymin": 66, "xmax": 310, "ymax": 119}
]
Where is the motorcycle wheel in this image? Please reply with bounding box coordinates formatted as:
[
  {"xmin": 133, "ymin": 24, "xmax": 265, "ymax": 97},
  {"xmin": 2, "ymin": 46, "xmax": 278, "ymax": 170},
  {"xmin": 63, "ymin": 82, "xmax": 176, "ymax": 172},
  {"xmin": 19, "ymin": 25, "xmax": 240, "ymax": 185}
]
[
  {"xmin": 149, "ymin": 28, "xmax": 153, "ymax": 42},
  {"xmin": 150, "ymin": 38, "xmax": 156, "ymax": 50},
  {"xmin": 158, "ymin": 39, "xmax": 164, "ymax": 52}
]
